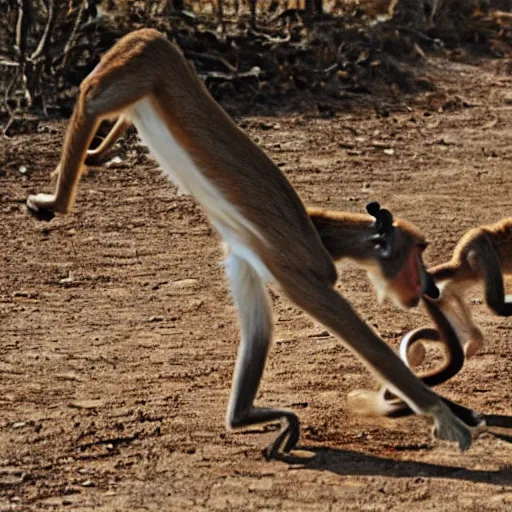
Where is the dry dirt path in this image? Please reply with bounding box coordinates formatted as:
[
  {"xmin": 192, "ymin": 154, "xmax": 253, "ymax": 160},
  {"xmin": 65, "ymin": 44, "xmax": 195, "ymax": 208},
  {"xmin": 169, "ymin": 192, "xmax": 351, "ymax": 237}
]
[{"xmin": 1, "ymin": 56, "xmax": 512, "ymax": 511}]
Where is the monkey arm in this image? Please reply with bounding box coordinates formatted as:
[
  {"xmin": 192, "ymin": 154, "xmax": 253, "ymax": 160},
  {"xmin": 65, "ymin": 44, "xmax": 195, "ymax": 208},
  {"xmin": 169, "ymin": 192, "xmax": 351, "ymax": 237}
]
[{"xmin": 348, "ymin": 296, "xmax": 478, "ymax": 424}]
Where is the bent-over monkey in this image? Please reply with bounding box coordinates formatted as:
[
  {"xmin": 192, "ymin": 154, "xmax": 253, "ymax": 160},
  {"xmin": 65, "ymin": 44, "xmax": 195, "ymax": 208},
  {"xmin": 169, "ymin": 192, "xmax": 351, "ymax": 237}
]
[{"xmin": 26, "ymin": 28, "xmax": 475, "ymax": 457}]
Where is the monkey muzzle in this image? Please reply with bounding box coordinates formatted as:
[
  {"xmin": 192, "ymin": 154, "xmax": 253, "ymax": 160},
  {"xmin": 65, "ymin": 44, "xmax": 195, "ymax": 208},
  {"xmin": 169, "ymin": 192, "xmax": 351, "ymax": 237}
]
[{"xmin": 422, "ymin": 267, "xmax": 440, "ymax": 299}]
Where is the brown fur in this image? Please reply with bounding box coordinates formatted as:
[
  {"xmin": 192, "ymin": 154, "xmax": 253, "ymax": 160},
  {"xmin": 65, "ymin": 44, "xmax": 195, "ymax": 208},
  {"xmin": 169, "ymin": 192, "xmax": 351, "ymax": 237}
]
[
  {"xmin": 431, "ymin": 219, "xmax": 512, "ymax": 284},
  {"xmin": 26, "ymin": 29, "xmax": 474, "ymax": 454}
]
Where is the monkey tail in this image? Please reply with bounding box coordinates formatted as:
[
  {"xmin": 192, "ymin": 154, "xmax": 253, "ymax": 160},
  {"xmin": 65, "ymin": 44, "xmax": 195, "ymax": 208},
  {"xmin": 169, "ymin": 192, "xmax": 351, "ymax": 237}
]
[{"xmin": 399, "ymin": 297, "xmax": 465, "ymax": 389}]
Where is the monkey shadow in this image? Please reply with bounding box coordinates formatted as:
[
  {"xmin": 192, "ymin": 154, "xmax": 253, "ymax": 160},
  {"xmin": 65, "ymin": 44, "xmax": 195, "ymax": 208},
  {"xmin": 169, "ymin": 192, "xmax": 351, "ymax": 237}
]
[{"xmin": 276, "ymin": 443, "xmax": 512, "ymax": 486}]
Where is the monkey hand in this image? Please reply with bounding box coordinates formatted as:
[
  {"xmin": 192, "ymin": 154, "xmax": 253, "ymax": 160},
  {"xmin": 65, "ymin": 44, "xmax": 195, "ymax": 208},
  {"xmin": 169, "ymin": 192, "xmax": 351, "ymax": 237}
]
[
  {"xmin": 26, "ymin": 193, "xmax": 57, "ymax": 222},
  {"xmin": 431, "ymin": 402, "xmax": 473, "ymax": 452}
]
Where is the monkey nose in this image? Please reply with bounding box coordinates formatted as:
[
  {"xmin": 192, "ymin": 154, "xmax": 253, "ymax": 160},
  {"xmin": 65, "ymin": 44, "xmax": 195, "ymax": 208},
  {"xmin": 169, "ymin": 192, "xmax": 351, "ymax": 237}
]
[{"xmin": 422, "ymin": 270, "xmax": 440, "ymax": 299}]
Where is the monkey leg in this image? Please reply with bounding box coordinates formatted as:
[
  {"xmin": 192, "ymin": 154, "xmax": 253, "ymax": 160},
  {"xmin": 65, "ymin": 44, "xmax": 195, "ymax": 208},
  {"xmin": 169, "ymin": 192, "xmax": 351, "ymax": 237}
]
[
  {"xmin": 85, "ymin": 116, "xmax": 132, "ymax": 166},
  {"xmin": 50, "ymin": 115, "xmax": 130, "ymax": 183},
  {"xmin": 350, "ymin": 296, "xmax": 483, "ymax": 429},
  {"xmin": 224, "ymin": 254, "xmax": 300, "ymax": 459},
  {"xmin": 275, "ymin": 270, "xmax": 473, "ymax": 452},
  {"xmin": 27, "ymin": 39, "xmax": 159, "ymax": 220}
]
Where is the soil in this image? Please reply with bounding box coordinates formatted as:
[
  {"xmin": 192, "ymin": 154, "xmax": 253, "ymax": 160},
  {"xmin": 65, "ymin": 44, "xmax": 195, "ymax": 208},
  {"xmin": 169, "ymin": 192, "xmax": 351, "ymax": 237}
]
[{"xmin": 1, "ymin": 55, "xmax": 512, "ymax": 511}]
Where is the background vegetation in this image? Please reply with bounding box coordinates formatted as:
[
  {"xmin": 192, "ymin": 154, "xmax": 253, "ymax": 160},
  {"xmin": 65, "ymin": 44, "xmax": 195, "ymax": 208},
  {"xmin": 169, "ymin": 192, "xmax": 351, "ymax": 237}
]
[{"xmin": 1, "ymin": 0, "xmax": 512, "ymax": 133}]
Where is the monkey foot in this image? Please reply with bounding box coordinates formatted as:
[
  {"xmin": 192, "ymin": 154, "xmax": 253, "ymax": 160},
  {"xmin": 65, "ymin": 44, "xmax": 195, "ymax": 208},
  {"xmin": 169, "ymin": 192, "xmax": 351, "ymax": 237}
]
[
  {"xmin": 349, "ymin": 389, "xmax": 475, "ymax": 452},
  {"xmin": 26, "ymin": 202, "xmax": 55, "ymax": 222},
  {"xmin": 431, "ymin": 402, "xmax": 473, "ymax": 452},
  {"xmin": 346, "ymin": 389, "xmax": 401, "ymax": 417},
  {"xmin": 263, "ymin": 415, "xmax": 300, "ymax": 460},
  {"xmin": 464, "ymin": 337, "xmax": 484, "ymax": 360}
]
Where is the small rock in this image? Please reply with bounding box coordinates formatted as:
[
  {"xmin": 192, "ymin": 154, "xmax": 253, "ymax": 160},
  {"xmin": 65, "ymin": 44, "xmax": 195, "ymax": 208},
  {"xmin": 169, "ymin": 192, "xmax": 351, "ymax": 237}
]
[
  {"xmin": 171, "ymin": 279, "xmax": 198, "ymax": 288},
  {"xmin": 149, "ymin": 316, "xmax": 164, "ymax": 323},
  {"xmin": 12, "ymin": 422, "xmax": 26, "ymax": 429},
  {"xmin": 12, "ymin": 291, "xmax": 34, "ymax": 298},
  {"xmin": 56, "ymin": 372, "xmax": 83, "ymax": 382},
  {"xmin": 106, "ymin": 156, "xmax": 123, "ymax": 166},
  {"xmin": 257, "ymin": 121, "xmax": 274, "ymax": 130},
  {"xmin": 41, "ymin": 497, "xmax": 63, "ymax": 506},
  {"xmin": 70, "ymin": 399, "xmax": 105, "ymax": 409}
]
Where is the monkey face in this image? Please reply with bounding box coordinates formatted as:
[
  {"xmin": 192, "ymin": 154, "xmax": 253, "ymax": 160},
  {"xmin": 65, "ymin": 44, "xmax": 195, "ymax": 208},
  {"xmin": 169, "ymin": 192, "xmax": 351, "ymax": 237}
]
[
  {"xmin": 387, "ymin": 245, "xmax": 424, "ymax": 308},
  {"xmin": 367, "ymin": 239, "xmax": 432, "ymax": 309}
]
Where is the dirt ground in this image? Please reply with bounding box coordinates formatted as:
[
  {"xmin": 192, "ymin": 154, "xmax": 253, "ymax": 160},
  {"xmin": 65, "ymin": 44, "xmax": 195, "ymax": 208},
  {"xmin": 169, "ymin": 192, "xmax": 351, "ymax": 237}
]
[{"xmin": 2, "ymin": 54, "xmax": 512, "ymax": 511}]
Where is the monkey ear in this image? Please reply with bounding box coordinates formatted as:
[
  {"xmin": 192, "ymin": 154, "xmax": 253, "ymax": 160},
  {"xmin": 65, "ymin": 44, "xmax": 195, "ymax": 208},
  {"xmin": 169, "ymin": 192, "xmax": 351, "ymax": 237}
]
[
  {"xmin": 366, "ymin": 201, "xmax": 395, "ymax": 259},
  {"xmin": 422, "ymin": 270, "xmax": 440, "ymax": 299},
  {"xmin": 366, "ymin": 201, "xmax": 381, "ymax": 217}
]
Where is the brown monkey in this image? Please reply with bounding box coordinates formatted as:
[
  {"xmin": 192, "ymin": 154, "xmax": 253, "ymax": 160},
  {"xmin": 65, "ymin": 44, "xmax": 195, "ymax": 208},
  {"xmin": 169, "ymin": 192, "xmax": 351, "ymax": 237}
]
[
  {"xmin": 401, "ymin": 218, "xmax": 512, "ymax": 369},
  {"xmin": 26, "ymin": 29, "xmax": 474, "ymax": 457},
  {"xmin": 64, "ymin": 117, "xmax": 439, "ymax": 311}
]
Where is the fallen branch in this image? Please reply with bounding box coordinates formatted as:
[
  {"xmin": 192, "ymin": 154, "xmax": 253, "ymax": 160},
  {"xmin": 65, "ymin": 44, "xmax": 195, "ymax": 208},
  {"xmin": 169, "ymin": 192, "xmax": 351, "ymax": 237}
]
[
  {"xmin": 186, "ymin": 50, "xmax": 237, "ymax": 73},
  {"xmin": 200, "ymin": 66, "xmax": 262, "ymax": 83}
]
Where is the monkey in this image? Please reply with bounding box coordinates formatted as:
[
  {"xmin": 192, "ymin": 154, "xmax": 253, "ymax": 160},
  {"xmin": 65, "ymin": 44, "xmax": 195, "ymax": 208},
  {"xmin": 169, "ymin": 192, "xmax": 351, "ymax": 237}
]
[
  {"xmin": 25, "ymin": 28, "xmax": 476, "ymax": 458},
  {"xmin": 309, "ymin": 202, "xmax": 440, "ymax": 309},
  {"xmin": 398, "ymin": 218, "xmax": 512, "ymax": 372}
]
